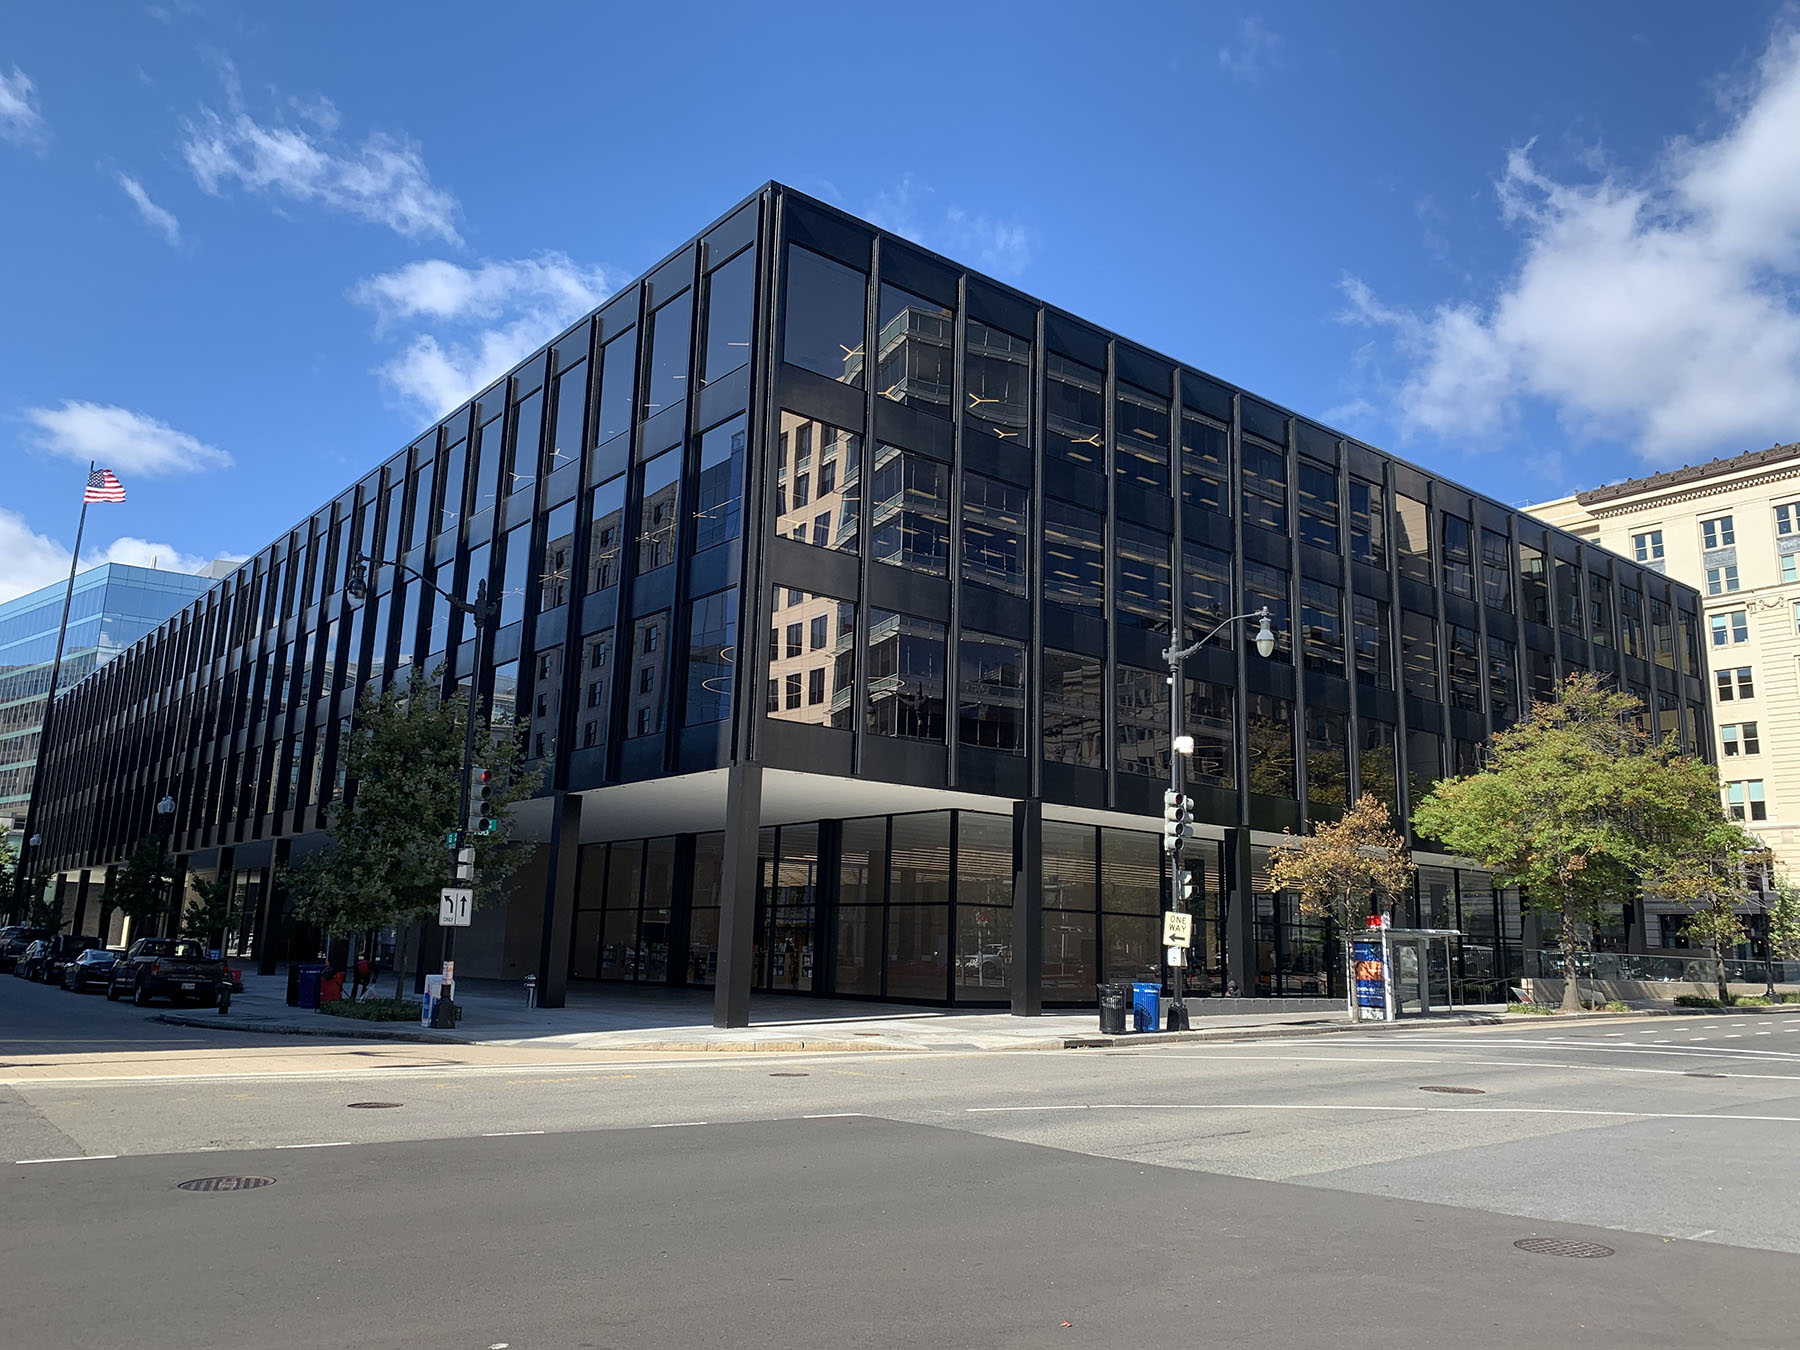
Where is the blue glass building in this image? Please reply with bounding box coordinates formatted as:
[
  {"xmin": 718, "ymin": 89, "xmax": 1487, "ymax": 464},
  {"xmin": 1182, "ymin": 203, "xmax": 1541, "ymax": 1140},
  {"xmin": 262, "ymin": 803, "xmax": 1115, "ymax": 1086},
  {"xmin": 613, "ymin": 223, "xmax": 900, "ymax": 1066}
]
[{"xmin": 1, "ymin": 563, "xmax": 217, "ymax": 833}]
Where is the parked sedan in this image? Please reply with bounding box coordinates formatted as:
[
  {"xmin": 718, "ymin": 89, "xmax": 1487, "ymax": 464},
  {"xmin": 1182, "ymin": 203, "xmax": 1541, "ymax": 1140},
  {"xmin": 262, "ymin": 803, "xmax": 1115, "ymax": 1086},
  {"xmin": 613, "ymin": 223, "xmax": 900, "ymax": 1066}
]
[
  {"xmin": 15, "ymin": 938, "xmax": 55, "ymax": 981},
  {"xmin": 0, "ymin": 926, "xmax": 50, "ymax": 973},
  {"xmin": 44, "ymin": 934, "xmax": 99, "ymax": 983},
  {"xmin": 61, "ymin": 948, "xmax": 120, "ymax": 993}
]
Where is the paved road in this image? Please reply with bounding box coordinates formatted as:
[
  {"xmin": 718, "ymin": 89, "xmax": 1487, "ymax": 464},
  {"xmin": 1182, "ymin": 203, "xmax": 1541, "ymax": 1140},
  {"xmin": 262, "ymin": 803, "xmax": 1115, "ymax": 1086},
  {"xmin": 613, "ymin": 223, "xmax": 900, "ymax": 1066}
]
[{"xmin": 5, "ymin": 973, "xmax": 1799, "ymax": 1345}]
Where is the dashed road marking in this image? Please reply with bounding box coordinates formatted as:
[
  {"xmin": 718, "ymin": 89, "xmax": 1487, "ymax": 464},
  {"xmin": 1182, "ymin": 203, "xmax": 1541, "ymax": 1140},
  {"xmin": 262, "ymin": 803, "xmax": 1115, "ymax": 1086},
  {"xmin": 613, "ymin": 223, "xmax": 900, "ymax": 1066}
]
[{"xmin": 15, "ymin": 1154, "xmax": 117, "ymax": 1165}]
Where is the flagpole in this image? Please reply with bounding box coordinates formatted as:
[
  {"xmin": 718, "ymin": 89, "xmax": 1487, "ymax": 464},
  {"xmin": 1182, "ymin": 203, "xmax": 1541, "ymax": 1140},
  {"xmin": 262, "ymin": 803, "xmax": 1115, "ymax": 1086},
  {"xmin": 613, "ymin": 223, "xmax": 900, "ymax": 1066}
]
[{"xmin": 15, "ymin": 462, "xmax": 94, "ymax": 906}]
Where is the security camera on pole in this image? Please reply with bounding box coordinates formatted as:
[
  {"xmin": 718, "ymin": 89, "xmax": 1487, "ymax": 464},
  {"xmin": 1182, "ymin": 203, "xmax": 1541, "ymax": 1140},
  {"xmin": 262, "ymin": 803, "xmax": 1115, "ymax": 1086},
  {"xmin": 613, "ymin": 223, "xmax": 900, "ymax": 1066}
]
[{"xmin": 1161, "ymin": 605, "xmax": 1277, "ymax": 1031}]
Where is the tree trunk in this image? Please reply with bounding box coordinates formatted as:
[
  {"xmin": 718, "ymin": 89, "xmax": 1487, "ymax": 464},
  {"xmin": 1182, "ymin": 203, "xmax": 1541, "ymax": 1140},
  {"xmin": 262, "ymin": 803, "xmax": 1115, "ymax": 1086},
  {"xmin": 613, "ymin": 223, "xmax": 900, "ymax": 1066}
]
[
  {"xmin": 1344, "ymin": 938, "xmax": 1362, "ymax": 1022},
  {"xmin": 1714, "ymin": 938, "xmax": 1729, "ymax": 1006},
  {"xmin": 1560, "ymin": 894, "xmax": 1583, "ymax": 1013}
]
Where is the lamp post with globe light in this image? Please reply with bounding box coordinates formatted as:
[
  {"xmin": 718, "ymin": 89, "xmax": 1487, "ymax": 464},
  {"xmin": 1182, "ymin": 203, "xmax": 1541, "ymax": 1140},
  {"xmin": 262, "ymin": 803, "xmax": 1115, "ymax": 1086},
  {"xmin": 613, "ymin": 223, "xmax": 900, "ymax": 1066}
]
[{"xmin": 1161, "ymin": 606, "xmax": 1277, "ymax": 1031}]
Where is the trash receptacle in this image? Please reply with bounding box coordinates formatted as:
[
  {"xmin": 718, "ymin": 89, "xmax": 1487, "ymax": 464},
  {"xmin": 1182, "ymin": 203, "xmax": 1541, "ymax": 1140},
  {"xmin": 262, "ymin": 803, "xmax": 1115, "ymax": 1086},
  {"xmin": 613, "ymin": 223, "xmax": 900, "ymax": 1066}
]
[
  {"xmin": 423, "ymin": 974, "xmax": 446, "ymax": 1027},
  {"xmin": 1132, "ymin": 982, "xmax": 1161, "ymax": 1033},
  {"xmin": 1098, "ymin": 982, "xmax": 1129, "ymax": 1035},
  {"xmin": 285, "ymin": 963, "xmax": 301, "ymax": 1007},
  {"xmin": 296, "ymin": 962, "xmax": 326, "ymax": 1010}
]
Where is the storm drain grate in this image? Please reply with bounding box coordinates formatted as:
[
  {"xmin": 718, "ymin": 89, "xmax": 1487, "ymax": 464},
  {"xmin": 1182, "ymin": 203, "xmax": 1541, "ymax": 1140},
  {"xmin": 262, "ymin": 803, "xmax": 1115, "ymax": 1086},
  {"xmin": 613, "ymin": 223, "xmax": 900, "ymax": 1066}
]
[
  {"xmin": 769, "ymin": 1072, "xmax": 810, "ymax": 1078},
  {"xmin": 347, "ymin": 1101, "xmax": 403, "ymax": 1109},
  {"xmin": 1419, "ymin": 1085, "xmax": 1486, "ymax": 1095},
  {"xmin": 178, "ymin": 1176, "xmax": 275, "ymax": 1193},
  {"xmin": 1514, "ymin": 1237, "xmax": 1614, "ymax": 1259}
]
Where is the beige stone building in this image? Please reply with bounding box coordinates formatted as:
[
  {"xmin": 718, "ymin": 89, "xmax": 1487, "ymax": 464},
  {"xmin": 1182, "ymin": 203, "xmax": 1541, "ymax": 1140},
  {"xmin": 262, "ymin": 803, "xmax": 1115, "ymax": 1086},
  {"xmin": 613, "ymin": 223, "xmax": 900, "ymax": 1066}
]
[{"xmin": 1530, "ymin": 442, "xmax": 1800, "ymax": 945}]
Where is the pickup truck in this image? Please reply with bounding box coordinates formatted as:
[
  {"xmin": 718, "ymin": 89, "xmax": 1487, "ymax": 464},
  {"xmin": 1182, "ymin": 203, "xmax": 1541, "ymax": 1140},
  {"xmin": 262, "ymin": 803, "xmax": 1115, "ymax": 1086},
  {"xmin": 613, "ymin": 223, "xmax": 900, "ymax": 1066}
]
[{"xmin": 107, "ymin": 937, "xmax": 225, "ymax": 1007}]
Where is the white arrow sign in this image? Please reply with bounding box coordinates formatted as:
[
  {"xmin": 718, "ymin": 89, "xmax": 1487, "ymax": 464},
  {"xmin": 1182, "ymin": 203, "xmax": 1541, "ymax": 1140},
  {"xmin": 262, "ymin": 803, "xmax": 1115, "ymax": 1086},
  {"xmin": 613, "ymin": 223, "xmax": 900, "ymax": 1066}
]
[{"xmin": 439, "ymin": 887, "xmax": 473, "ymax": 927}]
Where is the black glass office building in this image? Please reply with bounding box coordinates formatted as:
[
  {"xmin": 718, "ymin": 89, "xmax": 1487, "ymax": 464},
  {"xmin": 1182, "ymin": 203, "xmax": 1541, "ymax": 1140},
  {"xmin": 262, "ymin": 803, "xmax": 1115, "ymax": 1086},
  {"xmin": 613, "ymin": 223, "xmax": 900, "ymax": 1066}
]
[{"xmin": 26, "ymin": 184, "xmax": 1713, "ymax": 1020}]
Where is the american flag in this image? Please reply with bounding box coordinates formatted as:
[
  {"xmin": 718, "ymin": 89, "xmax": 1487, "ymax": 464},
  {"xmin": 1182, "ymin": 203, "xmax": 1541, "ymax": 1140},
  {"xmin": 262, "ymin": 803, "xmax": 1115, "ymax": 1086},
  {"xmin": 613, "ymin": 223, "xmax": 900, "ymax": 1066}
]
[{"xmin": 84, "ymin": 467, "xmax": 126, "ymax": 503}]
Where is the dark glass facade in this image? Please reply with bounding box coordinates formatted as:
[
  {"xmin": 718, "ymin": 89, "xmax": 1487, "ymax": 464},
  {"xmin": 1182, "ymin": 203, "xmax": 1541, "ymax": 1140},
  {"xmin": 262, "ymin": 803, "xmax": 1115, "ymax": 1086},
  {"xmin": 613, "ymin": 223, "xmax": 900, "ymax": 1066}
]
[{"xmin": 25, "ymin": 185, "xmax": 1713, "ymax": 1011}]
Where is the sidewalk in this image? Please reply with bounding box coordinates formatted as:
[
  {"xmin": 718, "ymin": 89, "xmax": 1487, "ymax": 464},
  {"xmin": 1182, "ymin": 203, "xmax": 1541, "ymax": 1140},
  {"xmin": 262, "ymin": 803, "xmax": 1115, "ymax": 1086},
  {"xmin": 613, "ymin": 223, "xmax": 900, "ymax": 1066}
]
[{"xmin": 158, "ymin": 971, "xmax": 1510, "ymax": 1052}]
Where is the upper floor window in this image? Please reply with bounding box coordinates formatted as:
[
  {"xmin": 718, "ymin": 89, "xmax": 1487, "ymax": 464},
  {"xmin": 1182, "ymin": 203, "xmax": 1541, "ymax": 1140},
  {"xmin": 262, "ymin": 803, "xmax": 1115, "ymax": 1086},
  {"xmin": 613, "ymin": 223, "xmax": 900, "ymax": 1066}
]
[
  {"xmin": 1776, "ymin": 501, "xmax": 1800, "ymax": 537},
  {"xmin": 1480, "ymin": 528, "xmax": 1511, "ymax": 608},
  {"xmin": 1240, "ymin": 439, "xmax": 1287, "ymax": 534},
  {"xmin": 1441, "ymin": 513, "xmax": 1474, "ymax": 599},
  {"xmin": 1715, "ymin": 666, "xmax": 1754, "ymax": 701},
  {"xmin": 1296, "ymin": 458, "xmax": 1339, "ymax": 552},
  {"xmin": 1706, "ymin": 564, "xmax": 1740, "ymax": 595},
  {"xmin": 1721, "ymin": 722, "xmax": 1760, "ymax": 756},
  {"xmin": 1632, "ymin": 530, "xmax": 1664, "ymax": 563},
  {"xmin": 1701, "ymin": 515, "xmax": 1735, "ymax": 549},
  {"xmin": 1710, "ymin": 610, "xmax": 1748, "ymax": 646},
  {"xmin": 1395, "ymin": 494, "xmax": 1431, "ymax": 585},
  {"xmin": 1725, "ymin": 780, "xmax": 1766, "ymax": 822},
  {"xmin": 1348, "ymin": 478, "xmax": 1385, "ymax": 565}
]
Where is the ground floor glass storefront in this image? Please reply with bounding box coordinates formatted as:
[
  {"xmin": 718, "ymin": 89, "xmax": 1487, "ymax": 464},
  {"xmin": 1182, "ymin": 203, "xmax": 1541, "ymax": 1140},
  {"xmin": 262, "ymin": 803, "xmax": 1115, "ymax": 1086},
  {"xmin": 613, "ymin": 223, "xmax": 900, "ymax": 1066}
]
[{"xmin": 563, "ymin": 808, "xmax": 1525, "ymax": 1006}]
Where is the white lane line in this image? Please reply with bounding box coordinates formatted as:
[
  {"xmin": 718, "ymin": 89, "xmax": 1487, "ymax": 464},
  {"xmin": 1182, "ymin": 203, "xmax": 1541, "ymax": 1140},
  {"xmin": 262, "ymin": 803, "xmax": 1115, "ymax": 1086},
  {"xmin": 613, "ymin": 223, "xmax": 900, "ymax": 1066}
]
[
  {"xmin": 15, "ymin": 1154, "xmax": 118, "ymax": 1165},
  {"xmin": 1146, "ymin": 1051, "xmax": 1800, "ymax": 1081},
  {"xmin": 481, "ymin": 1130, "xmax": 545, "ymax": 1137},
  {"xmin": 966, "ymin": 1103, "xmax": 1800, "ymax": 1124},
  {"xmin": 1342, "ymin": 1036, "xmax": 1800, "ymax": 1061},
  {"xmin": 802, "ymin": 1112, "xmax": 863, "ymax": 1119},
  {"xmin": 648, "ymin": 1121, "xmax": 708, "ymax": 1128},
  {"xmin": 275, "ymin": 1141, "xmax": 353, "ymax": 1149},
  {"xmin": 1758, "ymin": 1032, "xmax": 1774, "ymax": 1036}
]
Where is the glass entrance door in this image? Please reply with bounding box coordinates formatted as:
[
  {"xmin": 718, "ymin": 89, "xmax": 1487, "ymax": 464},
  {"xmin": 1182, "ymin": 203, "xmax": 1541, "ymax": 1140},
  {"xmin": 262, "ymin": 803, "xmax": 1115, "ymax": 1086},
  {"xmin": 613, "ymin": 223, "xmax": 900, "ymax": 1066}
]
[{"xmin": 753, "ymin": 843, "xmax": 818, "ymax": 993}]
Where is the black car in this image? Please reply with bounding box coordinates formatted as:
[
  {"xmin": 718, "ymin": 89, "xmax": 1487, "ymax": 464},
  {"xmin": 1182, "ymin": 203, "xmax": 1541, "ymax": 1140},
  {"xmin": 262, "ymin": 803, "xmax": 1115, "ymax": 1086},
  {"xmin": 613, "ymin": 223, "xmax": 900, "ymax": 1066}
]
[
  {"xmin": 44, "ymin": 934, "xmax": 99, "ymax": 983},
  {"xmin": 0, "ymin": 925, "xmax": 50, "ymax": 973},
  {"xmin": 15, "ymin": 938, "xmax": 56, "ymax": 981},
  {"xmin": 61, "ymin": 948, "xmax": 120, "ymax": 993}
]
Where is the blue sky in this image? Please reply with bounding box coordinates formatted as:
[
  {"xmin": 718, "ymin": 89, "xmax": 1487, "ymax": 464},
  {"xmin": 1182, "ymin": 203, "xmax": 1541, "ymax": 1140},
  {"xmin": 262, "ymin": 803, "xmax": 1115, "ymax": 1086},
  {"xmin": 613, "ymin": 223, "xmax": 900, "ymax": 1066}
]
[{"xmin": 3, "ymin": 1, "xmax": 1798, "ymax": 602}]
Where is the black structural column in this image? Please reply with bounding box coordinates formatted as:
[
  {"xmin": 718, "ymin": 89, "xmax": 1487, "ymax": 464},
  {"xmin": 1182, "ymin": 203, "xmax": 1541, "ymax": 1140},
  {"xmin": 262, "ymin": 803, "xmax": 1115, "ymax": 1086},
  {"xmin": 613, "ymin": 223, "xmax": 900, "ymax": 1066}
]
[
  {"xmin": 535, "ymin": 790, "xmax": 584, "ymax": 1008},
  {"xmin": 51, "ymin": 874, "xmax": 73, "ymax": 931},
  {"xmin": 1010, "ymin": 798, "xmax": 1043, "ymax": 1017},
  {"xmin": 714, "ymin": 762, "xmax": 763, "ymax": 1029},
  {"xmin": 1224, "ymin": 827, "xmax": 1255, "ymax": 996},
  {"xmin": 71, "ymin": 870, "xmax": 92, "ymax": 940}
]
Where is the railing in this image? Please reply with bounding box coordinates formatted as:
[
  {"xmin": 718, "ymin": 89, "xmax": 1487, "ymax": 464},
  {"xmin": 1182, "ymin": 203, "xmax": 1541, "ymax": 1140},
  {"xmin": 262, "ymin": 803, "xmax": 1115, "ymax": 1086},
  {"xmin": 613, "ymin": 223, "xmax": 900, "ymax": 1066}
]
[{"xmin": 1524, "ymin": 949, "xmax": 1800, "ymax": 985}]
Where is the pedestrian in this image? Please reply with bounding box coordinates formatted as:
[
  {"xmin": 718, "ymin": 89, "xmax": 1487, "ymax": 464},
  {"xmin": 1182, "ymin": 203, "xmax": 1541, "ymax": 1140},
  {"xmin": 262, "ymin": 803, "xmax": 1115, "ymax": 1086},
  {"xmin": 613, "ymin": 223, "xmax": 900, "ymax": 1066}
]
[
  {"xmin": 353, "ymin": 952, "xmax": 372, "ymax": 1000},
  {"xmin": 320, "ymin": 964, "xmax": 346, "ymax": 1004}
]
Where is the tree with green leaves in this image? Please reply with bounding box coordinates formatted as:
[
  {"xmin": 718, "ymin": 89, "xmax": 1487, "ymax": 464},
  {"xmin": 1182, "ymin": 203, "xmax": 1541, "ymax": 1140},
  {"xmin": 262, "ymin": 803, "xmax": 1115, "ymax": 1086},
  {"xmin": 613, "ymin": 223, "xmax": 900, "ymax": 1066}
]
[
  {"xmin": 180, "ymin": 872, "xmax": 236, "ymax": 947},
  {"xmin": 108, "ymin": 834, "xmax": 176, "ymax": 939},
  {"xmin": 1644, "ymin": 817, "xmax": 1768, "ymax": 1004},
  {"xmin": 1766, "ymin": 880, "xmax": 1800, "ymax": 965},
  {"xmin": 23, "ymin": 884, "xmax": 69, "ymax": 933},
  {"xmin": 283, "ymin": 667, "xmax": 539, "ymax": 997},
  {"xmin": 1268, "ymin": 794, "xmax": 1415, "ymax": 1021},
  {"xmin": 1411, "ymin": 673, "xmax": 1718, "ymax": 1012},
  {"xmin": 0, "ymin": 836, "xmax": 16, "ymax": 901}
]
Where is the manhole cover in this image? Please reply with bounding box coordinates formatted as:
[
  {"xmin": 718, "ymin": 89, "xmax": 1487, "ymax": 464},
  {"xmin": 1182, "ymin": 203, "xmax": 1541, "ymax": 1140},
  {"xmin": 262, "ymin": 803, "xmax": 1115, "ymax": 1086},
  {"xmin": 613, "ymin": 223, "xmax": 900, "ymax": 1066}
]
[
  {"xmin": 347, "ymin": 1101, "xmax": 403, "ymax": 1109},
  {"xmin": 1514, "ymin": 1237, "xmax": 1614, "ymax": 1259},
  {"xmin": 769, "ymin": 1072, "xmax": 810, "ymax": 1078},
  {"xmin": 1419, "ymin": 1085, "xmax": 1486, "ymax": 1095},
  {"xmin": 177, "ymin": 1176, "xmax": 275, "ymax": 1193},
  {"xmin": 1685, "ymin": 1072, "xmax": 1727, "ymax": 1079}
]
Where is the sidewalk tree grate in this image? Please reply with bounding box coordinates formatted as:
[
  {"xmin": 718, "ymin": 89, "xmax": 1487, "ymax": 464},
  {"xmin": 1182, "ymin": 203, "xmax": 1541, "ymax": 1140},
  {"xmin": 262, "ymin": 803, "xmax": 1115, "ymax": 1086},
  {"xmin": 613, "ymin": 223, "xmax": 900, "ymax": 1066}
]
[
  {"xmin": 1513, "ymin": 1237, "xmax": 1614, "ymax": 1259},
  {"xmin": 347, "ymin": 1101, "xmax": 403, "ymax": 1108},
  {"xmin": 769, "ymin": 1072, "xmax": 810, "ymax": 1078},
  {"xmin": 178, "ymin": 1176, "xmax": 275, "ymax": 1193},
  {"xmin": 1419, "ymin": 1085, "xmax": 1485, "ymax": 1094}
]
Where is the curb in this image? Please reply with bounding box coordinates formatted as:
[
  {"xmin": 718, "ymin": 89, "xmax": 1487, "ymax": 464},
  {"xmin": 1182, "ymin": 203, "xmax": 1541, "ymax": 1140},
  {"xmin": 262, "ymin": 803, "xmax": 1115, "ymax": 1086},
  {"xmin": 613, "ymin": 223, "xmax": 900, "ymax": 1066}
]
[
  {"xmin": 1062, "ymin": 1013, "xmax": 1509, "ymax": 1049},
  {"xmin": 155, "ymin": 1013, "xmax": 465, "ymax": 1045}
]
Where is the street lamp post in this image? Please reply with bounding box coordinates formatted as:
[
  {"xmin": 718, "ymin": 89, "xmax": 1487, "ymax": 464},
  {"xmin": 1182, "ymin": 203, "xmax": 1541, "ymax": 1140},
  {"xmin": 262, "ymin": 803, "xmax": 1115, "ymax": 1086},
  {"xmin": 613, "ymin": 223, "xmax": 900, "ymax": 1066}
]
[
  {"xmin": 153, "ymin": 794, "xmax": 176, "ymax": 937},
  {"xmin": 347, "ymin": 553, "xmax": 496, "ymax": 999},
  {"xmin": 1162, "ymin": 606, "xmax": 1276, "ymax": 1031}
]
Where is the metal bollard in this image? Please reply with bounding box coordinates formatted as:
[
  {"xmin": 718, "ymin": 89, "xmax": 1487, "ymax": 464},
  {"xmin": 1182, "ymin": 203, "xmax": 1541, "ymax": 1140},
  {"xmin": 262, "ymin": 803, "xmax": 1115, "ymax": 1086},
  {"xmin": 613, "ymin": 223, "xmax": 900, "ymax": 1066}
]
[{"xmin": 524, "ymin": 974, "xmax": 538, "ymax": 1008}]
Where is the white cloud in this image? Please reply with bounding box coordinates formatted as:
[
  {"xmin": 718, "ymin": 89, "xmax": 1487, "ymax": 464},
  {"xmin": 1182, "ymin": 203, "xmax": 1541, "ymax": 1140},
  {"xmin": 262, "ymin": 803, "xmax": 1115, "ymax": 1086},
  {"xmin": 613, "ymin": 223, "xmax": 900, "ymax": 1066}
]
[
  {"xmin": 350, "ymin": 253, "xmax": 612, "ymax": 417},
  {"xmin": 118, "ymin": 173, "xmax": 181, "ymax": 245},
  {"xmin": 24, "ymin": 401, "xmax": 233, "ymax": 476},
  {"xmin": 0, "ymin": 508, "xmax": 234, "ymax": 605},
  {"xmin": 1218, "ymin": 18, "xmax": 1283, "ymax": 82},
  {"xmin": 864, "ymin": 176, "xmax": 1034, "ymax": 278},
  {"xmin": 0, "ymin": 65, "xmax": 48, "ymax": 147},
  {"xmin": 181, "ymin": 80, "xmax": 459, "ymax": 243},
  {"xmin": 1340, "ymin": 25, "xmax": 1800, "ymax": 464}
]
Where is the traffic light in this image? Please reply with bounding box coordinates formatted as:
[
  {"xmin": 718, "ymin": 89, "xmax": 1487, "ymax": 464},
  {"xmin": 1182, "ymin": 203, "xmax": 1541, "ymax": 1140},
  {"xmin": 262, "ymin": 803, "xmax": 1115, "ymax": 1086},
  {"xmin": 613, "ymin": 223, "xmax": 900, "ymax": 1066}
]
[
  {"xmin": 472, "ymin": 765, "xmax": 498, "ymax": 836},
  {"xmin": 454, "ymin": 846, "xmax": 476, "ymax": 885},
  {"xmin": 1179, "ymin": 866, "xmax": 1198, "ymax": 905},
  {"xmin": 1162, "ymin": 789, "xmax": 1192, "ymax": 850}
]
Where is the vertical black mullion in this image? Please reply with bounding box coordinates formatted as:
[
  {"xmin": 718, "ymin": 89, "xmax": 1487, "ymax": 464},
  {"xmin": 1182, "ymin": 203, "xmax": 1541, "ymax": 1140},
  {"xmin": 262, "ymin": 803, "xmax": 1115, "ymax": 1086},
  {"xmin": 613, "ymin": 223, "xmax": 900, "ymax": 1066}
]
[
  {"xmin": 1389, "ymin": 457, "xmax": 1414, "ymax": 839},
  {"xmin": 1286, "ymin": 415, "xmax": 1308, "ymax": 828},
  {"xmin": 815, "ymin": 818, "xmax": 840, "ymax": 995},
  {"xmin": 1028, "ymin": 306, "xmax": 1047, "ymax": 802},
  {"xmin": 735, "ymin": 187, "xmax": 776, "ymax": 768},
  {"xmin": 604, "ymin": 284, "xmax": 652, "ymax": 772},
  {"xmin": 1469, "ymin": 501, "xmax": 1494, "ymax": 745},
  {"xmin": 877, "ymin": 815, "xmax": 892, "ymax": 998},
  {"xmin": 1226, "ymin": 390, "xmax": 1254, "ymax": 997},
  {"xmin": 853, "ymin": 235, "xmax": 878, "ymax": 777},
  {"xmin": 1337, "ymin": 438, "xmax": 1359, "ymax": 803},
  {"xmin": 945, "ymin": 810, "xmax": 959, "ymax": 1004},
  {"xmin": 1101, "ymin": 340, "xmax": 1118, "ymax": 804},
  {"xmin": 946, "ymin": 276, "xmax": 968, "ymax": 790},
  {"xmin": 662, "ymin": 245, "xmax": 704, "ymax": 774}
]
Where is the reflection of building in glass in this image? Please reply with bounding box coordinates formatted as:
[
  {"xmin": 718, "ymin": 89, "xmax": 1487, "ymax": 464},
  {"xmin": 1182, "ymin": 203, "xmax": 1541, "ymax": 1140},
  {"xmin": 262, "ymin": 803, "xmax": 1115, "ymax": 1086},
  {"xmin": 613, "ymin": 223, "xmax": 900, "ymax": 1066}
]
[
  {"xmin": 1, "ymin": 563, "xmax": 215, "ymax": 835},
  {"xmin": 30, "ymin": 185, "xmax": 1711, "ymax": 1017}
]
